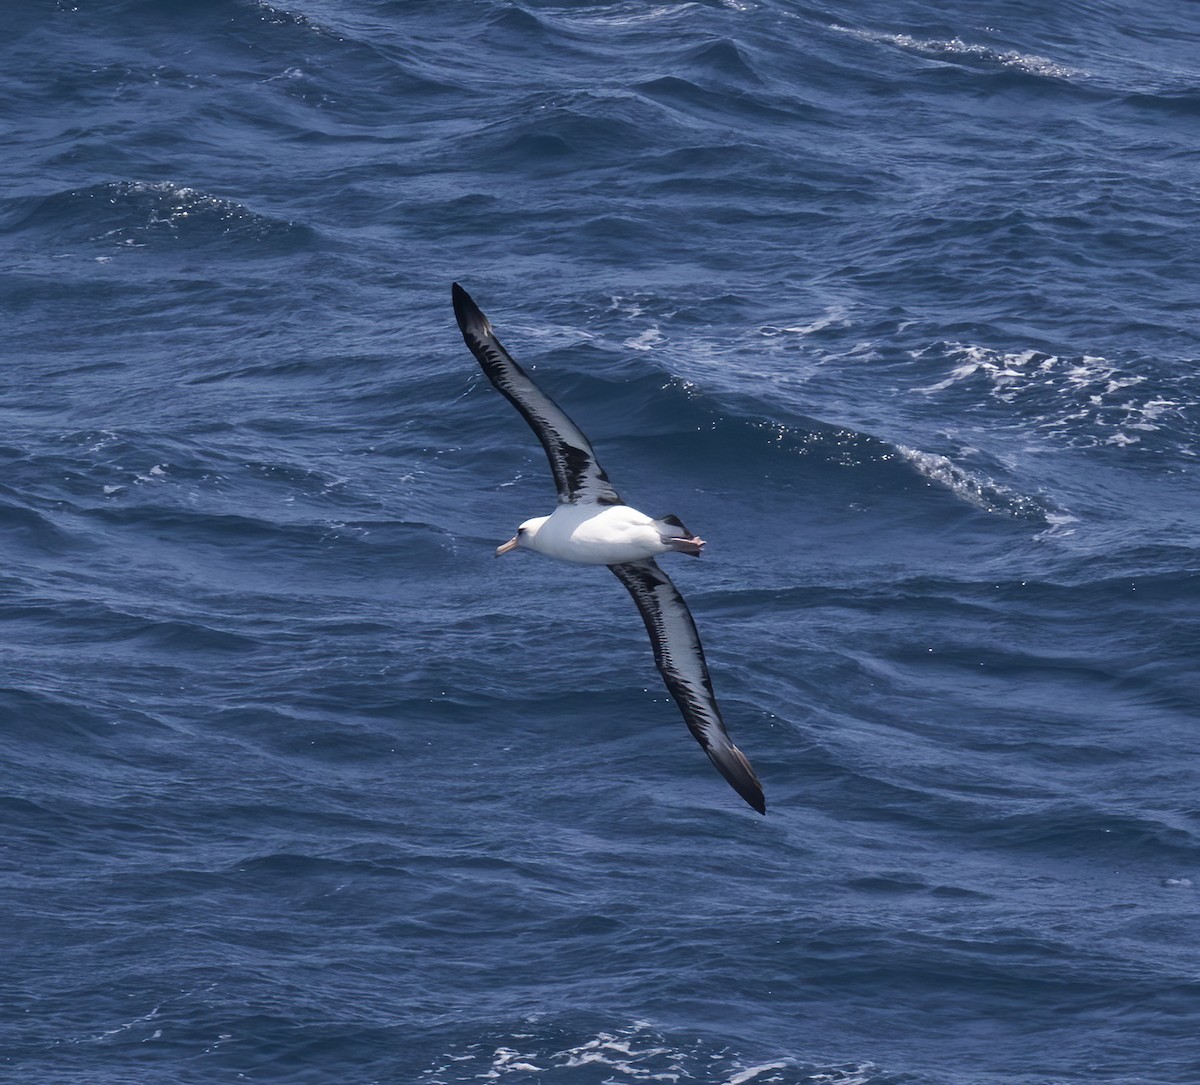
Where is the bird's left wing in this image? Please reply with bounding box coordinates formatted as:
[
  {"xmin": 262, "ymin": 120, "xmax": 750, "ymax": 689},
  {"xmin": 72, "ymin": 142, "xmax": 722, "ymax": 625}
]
[
  {"xmin": 609, "ymin": 558, "xmax": 765, "ymax": 814},
  {"xmin": 453, "ymin": 283, "xmax": 622, "ymax": 506}
]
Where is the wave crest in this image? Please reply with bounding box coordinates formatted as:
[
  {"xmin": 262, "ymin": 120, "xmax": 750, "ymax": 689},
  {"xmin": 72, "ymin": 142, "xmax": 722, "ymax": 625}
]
[
  {"xmin": 424, "ymin": 1019, "xmax": 888, "ymax": 1084},
  {"xmin": 915, "ymin": 342, "xmax": 1192, "ymax": 452},
  {"xmin": 2, "ymin": 180, "xmax": 313, "ymax": 252},
  {"xmin": 832, "ymin": 26, "xmax": 1083, "ymax": 80}
]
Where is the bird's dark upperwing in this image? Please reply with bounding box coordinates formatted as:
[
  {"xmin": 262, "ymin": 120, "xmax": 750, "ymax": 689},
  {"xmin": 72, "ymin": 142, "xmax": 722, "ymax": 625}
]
[
  {"xmin": 609, "ymin": 558, "xmax": 766, "ymax": 814},
  {"xmin": 453, "ymin": 283, "xmax": 622, "ymax": 506}
]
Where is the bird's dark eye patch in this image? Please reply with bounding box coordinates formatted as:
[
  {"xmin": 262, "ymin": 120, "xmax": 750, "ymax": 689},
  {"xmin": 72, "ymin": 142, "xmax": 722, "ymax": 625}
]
[{"xmin": 517, "ymin": 527, "xmax": 525, "ymax": 535}]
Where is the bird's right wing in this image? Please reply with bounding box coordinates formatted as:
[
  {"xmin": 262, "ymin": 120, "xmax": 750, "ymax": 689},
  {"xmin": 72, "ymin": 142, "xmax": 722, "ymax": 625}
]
[
  {"xmin": 610, "ymin": 558, "xmax": 765, "ymax": 814},
  {"xmin": 453, "ymin": 283, "xmax": 622, "ymax": 506}
]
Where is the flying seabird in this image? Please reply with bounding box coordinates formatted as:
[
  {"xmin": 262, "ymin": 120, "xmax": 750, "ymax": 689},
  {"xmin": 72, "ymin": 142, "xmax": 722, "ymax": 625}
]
[{"xmin": 453, "ymin": 282, "xmax": 766, "ymax": 815}]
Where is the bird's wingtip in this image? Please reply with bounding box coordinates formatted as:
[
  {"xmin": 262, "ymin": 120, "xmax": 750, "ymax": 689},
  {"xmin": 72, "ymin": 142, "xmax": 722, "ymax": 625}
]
[
  {"xmin": 710, "ymin": 742, "xmax": 766, "ymax": 815},
  {"xmin": 452, "ymin": 282, "xmax": 489, "ymax": 338},
  {"xmin": 739, "ymin": 776, "xmax": 767, "ymax": 815}
]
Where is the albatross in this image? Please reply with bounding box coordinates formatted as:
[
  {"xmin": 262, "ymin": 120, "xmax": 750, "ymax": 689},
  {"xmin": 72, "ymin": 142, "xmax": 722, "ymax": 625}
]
[{"xmin": 453, "ymin": 282, "xmax": 765, "ymax": 815}]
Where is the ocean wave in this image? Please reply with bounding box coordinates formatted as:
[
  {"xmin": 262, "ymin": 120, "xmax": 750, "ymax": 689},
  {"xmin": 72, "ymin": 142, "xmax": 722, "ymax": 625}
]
[
  {"xmin": 3, "ymin": 584, "xmax": 261, "ymax": 655},
  {"xmin": 1122, "ymin": 88, "xmax": 1200, "ymax": 117},
  {"xmin": 635, "ymin": 72, "xmax": 817, "ymax": 127},
  {"xmin": 913, "ymin": 341, "xmax": 1194, "ymax": 452},
  {"xmin": 977, "ymin": 805, "xmax": 1200, "ymax": 862},
  {"xmin": 679, "ymin": 37, "xmax": 763, "ymax": 84},
  {"xmin": 832, "ymin": 25, "xmax": 1084, "ymax": 80},
  {"xmin": 424, "ymin": 1020, "xmax": 891, "ymax": 1085},
  {"xmin": 893, "ymin": 445, "xmax": 1065, "ymax": 523},
  {"xmin": 248, "ymin": 0, "xmax": 336, "ymax": 36},
  {"xmin": 0, "ymin": 498, "xmax": 86, "ymax": 554},
  {"xmin": 465, "ymin": 99, "xmax": 660, "ymax": 173},
  {"xmin": 462, "ymin": 334, "xmax": 1063, "ymax": 526},
  {"xmin": 0, "ymin": 685, "xmax": 119, "ymax": 741},
  {"xmin": 550, "ymin": 3, "xmax": 723, "ymax": 34},
  {"xmin": 1, "ymin": 181, "xmax": 313, "ymax": 253}
]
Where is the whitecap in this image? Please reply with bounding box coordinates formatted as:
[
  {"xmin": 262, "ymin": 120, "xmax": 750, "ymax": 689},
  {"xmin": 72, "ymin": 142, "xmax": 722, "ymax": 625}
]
[
  {"xmin": 914, "ymin": 341, "xmax": 1189, "ymax": 450},
  {"xmin": 624, "ymin": 328, "xmax": 665, "ymax": 351},
  {"xmin": 133, "ymin": 463, "xmax": 169, "ymax": 485},
  {"xmin": 424, "ymin": 1020, "xmax": 892, "ymax": 1084},
  {"xmin": 832, "ymin": 25, "xmax": 1083, "ymax": 80},
  {"xmin": 757, "ymin": 306, "xmax": 852, "ymax": 341},
  {"xmin": 894, "ymin": 444, "xmax": 1055, "ymax": 521},
  {"xmin": 725, "ymin": 1062, "xmax": 790, "ymax": 1084}
]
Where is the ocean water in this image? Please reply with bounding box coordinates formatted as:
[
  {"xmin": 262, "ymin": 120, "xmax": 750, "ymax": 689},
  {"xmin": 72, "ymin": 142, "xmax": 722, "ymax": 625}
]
[{"xmin": 3, "ymin": 1, "xmax": 1199, "ymax": 1082}]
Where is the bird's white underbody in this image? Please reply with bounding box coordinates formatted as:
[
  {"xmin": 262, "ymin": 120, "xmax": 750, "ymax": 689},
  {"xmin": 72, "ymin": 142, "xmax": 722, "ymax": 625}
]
[{"xmin": 498, "ymin": 503, "xmax": 703, "ymax": 564}]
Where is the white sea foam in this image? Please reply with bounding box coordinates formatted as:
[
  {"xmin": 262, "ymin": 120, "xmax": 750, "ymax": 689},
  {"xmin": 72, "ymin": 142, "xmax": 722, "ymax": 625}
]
[
  {"xmin": 758, "ymin": 305, "xmax": 852, "ymax": 338},
  {"xmin": 725, "ymin": 1062, "xmax": 789, "ymax": 1084},
  {"xmin": 82, "ymin": 179, "xmax": 299, "ymax": 249},
  {"xmin": 833, "ymin": 26, "xmax": 1083, "ymax": 79},
  {"xmin": 894, "ymin": 444, "xmax": 1061, "ymax": 522},
  {"xmin": 561, "ymin": 4, "xmax": 701, "ymax": 30},
  {"xmin": 624, "ymin": 327, "xmax": 665, "ymax": 352},
  {"xmin": 133, "ymin": 463, "xmax": 169, "ymax": 485},
  {"xmin": 807, "ymin": 1067, "xmax": 881, "ymax": 1085},
  {"xmin": 423, "ymin": 1021, "xmax": 885, "ymax": 1084},
  {"xmin": 609, "ymin": 295, "xmax": 645, "ymax": 319},
  {"xmin": 251, "ymin": 0, "xmax": 335, "ymax": 37},
  {"xmin": 914, "ymin": 342, "xmax": 1185, "ymax": 450}
]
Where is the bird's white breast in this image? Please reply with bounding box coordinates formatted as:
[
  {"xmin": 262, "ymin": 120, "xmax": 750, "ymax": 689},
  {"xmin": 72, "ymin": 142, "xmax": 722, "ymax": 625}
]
[{"xmin": 530, "ymin": 504, "xmax": 666, "ymax": 565}]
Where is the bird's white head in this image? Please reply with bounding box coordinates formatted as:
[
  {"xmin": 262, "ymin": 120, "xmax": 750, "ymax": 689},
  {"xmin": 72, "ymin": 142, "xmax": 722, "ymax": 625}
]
[{"xmin": 495, "ymin": 515, "xmax": 549, "ymax": 557}]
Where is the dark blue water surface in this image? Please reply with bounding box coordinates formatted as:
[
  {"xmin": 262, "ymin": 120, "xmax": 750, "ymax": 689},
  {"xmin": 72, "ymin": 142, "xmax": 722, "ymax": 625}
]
[{"xmin": 3, "ymin": 1, "xmax": 1199, "ymax": 1082}]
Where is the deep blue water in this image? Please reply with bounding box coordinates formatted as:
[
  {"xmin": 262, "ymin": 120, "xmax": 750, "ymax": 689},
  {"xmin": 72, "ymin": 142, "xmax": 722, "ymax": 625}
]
[{"xmin": 3, "ymin": 1, "xmax": 1200, "ymax": 1082}]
